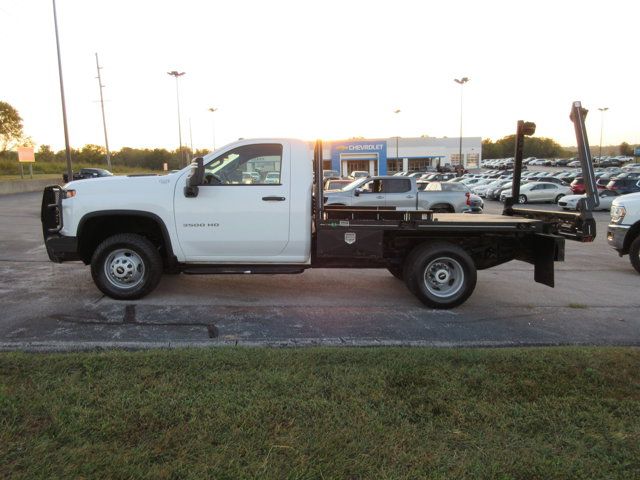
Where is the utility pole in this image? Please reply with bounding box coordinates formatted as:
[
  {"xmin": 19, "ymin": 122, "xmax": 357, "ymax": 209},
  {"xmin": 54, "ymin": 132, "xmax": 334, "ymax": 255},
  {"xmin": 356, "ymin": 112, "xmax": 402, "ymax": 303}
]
[
  {"xmin": 52, "ymin": 0, "xmax": 73, "ymax": 183},
  {"xmin": 95, "ymin": 53, "xmax": 111, "ymax": 168}
]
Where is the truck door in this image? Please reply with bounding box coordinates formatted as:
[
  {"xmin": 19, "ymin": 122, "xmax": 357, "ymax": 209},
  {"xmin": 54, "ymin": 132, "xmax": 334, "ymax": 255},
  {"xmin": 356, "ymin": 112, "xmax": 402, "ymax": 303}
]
[
  {"xmin": 173, "ymin": 142, "xmax": 291, "ymax": 261},
  {"xmin": 383, "ymin": 178, "xmax": 415, "ymax": 207},
  {"xmin": 354, "ymin": 178, "xmax": 386, "ymax": 206}
]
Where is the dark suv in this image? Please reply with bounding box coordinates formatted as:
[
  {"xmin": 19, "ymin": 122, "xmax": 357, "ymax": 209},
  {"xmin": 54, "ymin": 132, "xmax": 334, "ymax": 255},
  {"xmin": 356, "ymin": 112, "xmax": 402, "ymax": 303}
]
[
  {"xmin": 63, "ymin": 168, "xmax": 113, "ymax": 183},
  {"xmin": 606, "ymin": 178, "xmax": 640, "ymax": 195}
]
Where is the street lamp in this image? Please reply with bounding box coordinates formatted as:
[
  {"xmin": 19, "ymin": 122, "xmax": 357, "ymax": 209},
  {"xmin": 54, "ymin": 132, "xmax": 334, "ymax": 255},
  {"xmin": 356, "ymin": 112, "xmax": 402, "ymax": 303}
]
[
  {"xmin": 454, "ymin": 77, "xmax": 469, "ymax": 168},
  {"xmin": 208, "ymin": 107, "xmax": 218, "ymax": 150},
  {"xmin": 598, "ymin": 107, "xmax": 609, "ymax": 162},
  {"xmin": 394, "ymin": 109, "xmax": 401, "ymax": 171},
  {"xmin": 167, "ymin": 70, "xmax": 186, "ymax": 167}
]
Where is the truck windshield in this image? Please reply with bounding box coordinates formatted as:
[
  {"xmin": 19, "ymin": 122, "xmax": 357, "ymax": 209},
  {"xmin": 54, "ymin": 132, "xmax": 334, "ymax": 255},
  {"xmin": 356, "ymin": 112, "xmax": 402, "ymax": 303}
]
[{"xmin": 340, "ymin": 178, "xmax": 369, "ymax": 191}]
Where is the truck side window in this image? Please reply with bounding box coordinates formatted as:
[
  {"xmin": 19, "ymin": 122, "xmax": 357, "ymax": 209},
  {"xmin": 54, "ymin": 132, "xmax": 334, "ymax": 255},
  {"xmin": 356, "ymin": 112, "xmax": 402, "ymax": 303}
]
[
  {"xmin": 361, "ymin": 180, "xmax": 383, "ymax": 193},
  {"xmin": 384, "ymin": 179, "xmax": 411, "ymax": 193},
  {"xmin": 203, "ymin": 143, "xmax": 283, "ymax": 185}
]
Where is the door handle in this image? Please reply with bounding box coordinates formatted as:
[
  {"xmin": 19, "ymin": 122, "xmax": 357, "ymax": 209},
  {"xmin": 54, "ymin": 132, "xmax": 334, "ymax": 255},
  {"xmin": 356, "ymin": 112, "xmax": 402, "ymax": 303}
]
[
  {"xmin": 262, "ymin": 196, "xmax": 286, "ymax": 201},
  {"xmin": 376, "ymin": 195, "xmax": 384, "ymax": 199},
  {"xmin": 406, "ymin": 195, "xmax": 414, "ymax": 198}
]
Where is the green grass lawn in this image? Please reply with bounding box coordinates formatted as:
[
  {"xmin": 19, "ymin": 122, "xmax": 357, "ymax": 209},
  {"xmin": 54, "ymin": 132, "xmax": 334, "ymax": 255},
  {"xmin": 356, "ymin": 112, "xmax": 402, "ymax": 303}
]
[{"xmin": 1, "ymin": 347, "xmax": 639, "ymax": 479}]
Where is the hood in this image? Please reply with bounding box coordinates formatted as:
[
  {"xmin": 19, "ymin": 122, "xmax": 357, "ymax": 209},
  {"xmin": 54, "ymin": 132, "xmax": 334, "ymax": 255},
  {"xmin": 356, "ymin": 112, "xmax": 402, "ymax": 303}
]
[{"xmin": 65, "ymin": 173, "xmax": 177, "ymax": 194}]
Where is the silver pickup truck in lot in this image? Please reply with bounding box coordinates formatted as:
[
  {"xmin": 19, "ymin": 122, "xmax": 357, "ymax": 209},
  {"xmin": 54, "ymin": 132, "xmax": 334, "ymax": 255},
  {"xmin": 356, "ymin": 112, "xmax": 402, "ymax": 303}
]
[{"xmin": 323, "ymin": 176, "xmax": 481, "ymax": 213}]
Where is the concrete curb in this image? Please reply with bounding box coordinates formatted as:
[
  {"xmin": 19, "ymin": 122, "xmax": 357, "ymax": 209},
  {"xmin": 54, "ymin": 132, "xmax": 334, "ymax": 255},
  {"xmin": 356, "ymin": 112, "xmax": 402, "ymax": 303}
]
[
  {"xmin": 0, "ymin": 178, "xmax": 59, "ymax": 195},
  {"xmin": 1, "ymin": 339, "xmax": 639, "ymax": 353}
]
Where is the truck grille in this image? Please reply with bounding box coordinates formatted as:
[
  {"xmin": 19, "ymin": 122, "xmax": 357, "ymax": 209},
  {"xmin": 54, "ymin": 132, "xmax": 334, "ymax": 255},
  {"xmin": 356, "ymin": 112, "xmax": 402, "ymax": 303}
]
[{"xmin": 41, "ymin": 185, "xmax": 63, "ymax": 236}]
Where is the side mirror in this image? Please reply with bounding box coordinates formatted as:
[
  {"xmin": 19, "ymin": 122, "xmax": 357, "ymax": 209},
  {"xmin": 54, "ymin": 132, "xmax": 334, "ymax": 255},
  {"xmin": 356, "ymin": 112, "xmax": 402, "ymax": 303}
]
[
  {"xmin": 354, "ymin": 188, "xmax": 362, "ymax": 197},
  {"xmin": 184, "ymin": 157, "xmax": 204, "ymax": 198}
]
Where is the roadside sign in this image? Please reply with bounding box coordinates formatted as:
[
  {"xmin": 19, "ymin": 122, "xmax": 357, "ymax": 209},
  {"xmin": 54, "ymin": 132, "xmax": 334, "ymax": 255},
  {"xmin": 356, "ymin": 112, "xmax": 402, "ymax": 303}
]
[
  {"xmin": 17, "ymin": 147, "xmax": 35, "ymax": 163},
  {"xmin": 634, "ymin": 147, "xmax": 640, "ymax": 156}
]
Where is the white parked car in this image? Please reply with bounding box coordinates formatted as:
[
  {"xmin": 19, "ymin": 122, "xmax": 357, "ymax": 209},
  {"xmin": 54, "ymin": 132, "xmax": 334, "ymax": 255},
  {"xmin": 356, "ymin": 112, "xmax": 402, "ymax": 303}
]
[
  {"xmin": 264, "ymin": 172, "xmax": 280, "ymax": 184},
  {"xmin": 501, "ymin": 181, "xmax": 571, "ymax": 204},
  {"xmin": 558, "ymin": 190, "xmax": 619, "ymax": 211}
]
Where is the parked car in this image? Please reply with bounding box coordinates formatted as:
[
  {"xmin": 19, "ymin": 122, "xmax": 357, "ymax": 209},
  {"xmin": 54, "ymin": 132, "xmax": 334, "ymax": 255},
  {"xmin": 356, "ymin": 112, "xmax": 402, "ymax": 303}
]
[
  {"xmin": 568, "ymin": 160, "xmax": 582, "ymax": 168},
  {"xmin": 570, "ymin": 177, "xmax": 586, "ymax": 194},
  {"xmin": 348, "ymin": 170, "xmax": 369, "ymax": 180},
  {"xmin": 527, "ymin": 176, "xmax": 568, "ymax": 186},
  {"xmin": 486, "ymin": 181, "xmax": 513, "ymax": 200},
  {"xmin": 62, "ymin": 168, "xmax": 113, "ymax": 183},
  {"xmin": 606, "ymin": 178, "xmax": 640, "ymax": 195},
  {"xmin": 264, "ymin": 171, "xmax": 281, "ymax": 184},
  {"xmin": 324, "ymin": 179, "xmax": 353, "ymax": 191},
  {"xmin": 420, "ymin": 172, "xmax": 457, "ymax": 182},
  {"xmin": 558, "ymin": 189, "xmax": 619, "ymax": 211},
  {"xmin": 322, "ymin": 169, "xmax": 340, "ymax": 180},
  {"xmin": 501, "ymin": 181, "xmax": 570, "ymax": 204}
]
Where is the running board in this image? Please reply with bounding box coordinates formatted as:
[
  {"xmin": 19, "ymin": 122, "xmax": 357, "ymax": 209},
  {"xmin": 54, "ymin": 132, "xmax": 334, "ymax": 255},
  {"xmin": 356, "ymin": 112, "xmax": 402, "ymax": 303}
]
[{"xmin": 181, "ymin": 265, "xmax": 306, "ymax": 275}]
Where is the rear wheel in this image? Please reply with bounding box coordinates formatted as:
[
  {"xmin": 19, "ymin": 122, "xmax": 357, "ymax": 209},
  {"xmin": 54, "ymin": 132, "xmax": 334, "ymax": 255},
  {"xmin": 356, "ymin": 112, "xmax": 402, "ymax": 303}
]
[
  {"xmin": 431, "ymin": 204, "xmax": 455, "ymax": 213},
  {"xmin": 630, "ymin": 236, "xmax": 640, "ymax": 274},
  {"xmin": 91, "ymin": 233, "xmax": 163, "ymax": 300},
  {"xmin": 403, "ymin": 242, "xmax": 477, "ymax": 309}
]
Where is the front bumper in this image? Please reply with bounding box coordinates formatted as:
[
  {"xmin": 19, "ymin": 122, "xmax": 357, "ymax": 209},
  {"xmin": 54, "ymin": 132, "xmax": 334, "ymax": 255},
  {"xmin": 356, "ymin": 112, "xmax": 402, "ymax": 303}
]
[
  {"xmin": 45, "ymin": 234, "xmax": 80, "ymax": 263},
  {"xmin": 607, "ymin": 224, "xmax": 630, "ymax": 253}
]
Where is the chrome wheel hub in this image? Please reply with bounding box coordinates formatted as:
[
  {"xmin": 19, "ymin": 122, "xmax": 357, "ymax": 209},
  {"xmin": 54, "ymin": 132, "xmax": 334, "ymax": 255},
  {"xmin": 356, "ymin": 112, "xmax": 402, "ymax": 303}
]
[
  {"xmin": 423, "ymin": 257, "xmax": 464, "ymax": 298},
  {"xmin": 104, "ymin": 249, "xmax": 145, "ymax": 289}
]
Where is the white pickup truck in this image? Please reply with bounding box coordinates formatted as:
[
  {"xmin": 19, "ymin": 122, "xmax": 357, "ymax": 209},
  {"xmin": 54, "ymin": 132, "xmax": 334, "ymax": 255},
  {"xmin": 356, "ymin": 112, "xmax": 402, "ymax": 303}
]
[
  {"xmin": 42, "ymin": 121, "xmax": 597, "ymax": 309},
  {"xmin": 607, "ymin": 192, "xmax": 640, "ymax": 273}
]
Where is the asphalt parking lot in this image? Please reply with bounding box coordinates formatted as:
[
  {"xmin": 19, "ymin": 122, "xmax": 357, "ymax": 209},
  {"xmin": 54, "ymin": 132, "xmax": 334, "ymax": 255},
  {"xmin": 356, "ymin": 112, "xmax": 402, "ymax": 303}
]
[{"xmin": 1, "ymin": 183, "xmax": 639, "ymax": 351}]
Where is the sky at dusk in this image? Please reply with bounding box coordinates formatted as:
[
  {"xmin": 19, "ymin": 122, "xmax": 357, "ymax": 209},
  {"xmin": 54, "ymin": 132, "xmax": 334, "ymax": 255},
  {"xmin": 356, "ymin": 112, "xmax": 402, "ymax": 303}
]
[{"xmin": 1, "ymin": 0, "xmax": 638, "ymax": 152}]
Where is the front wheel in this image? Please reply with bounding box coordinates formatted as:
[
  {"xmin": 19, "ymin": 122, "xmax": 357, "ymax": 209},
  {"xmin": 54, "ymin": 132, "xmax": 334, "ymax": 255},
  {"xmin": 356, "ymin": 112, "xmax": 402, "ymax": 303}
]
[
  {"xmin": 630, "ymin": 236, "xmax": 640, "ymax": 275},
  {"xmin": 91, "ymin": 233, "xmax": 163, "ymax": 300},
  {"xmin": 403, "ymin": 242, "xmax": 477, "ymax": 309},
  {"xmin": 518, "ymin": 194, "xmax": 527, "ymax": 204},
  {"xmin": 555, "ymin": 194, "xmax": 565, "ymax": 203}
]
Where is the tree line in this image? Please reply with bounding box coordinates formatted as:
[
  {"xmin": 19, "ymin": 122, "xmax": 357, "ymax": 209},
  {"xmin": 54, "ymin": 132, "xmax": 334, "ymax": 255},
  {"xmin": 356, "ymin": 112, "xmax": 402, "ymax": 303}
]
[
  {"xmin": 482, "ymin": 135, "xmax": 637, "ymax": 159},
  {"xmin": 32, "ymin": 144, "xmax": 208, "ymax": 171}
]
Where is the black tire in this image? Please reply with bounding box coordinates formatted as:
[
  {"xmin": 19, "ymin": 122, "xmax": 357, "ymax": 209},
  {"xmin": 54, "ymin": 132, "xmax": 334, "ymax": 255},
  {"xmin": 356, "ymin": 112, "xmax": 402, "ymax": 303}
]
[
  {"xmin": 431, "ymin": 204, "xmax": 455, "ymax": 213},
  {"xmin": 630, "ymin": 236, "xmax": 640, "ymax": 275},
  {"xmin": 555, "ymin": 194, "xmax": 564, "ymax": 203},
  {"xmin": 91, "ymin": 233, "xmax": 163, "ymax": 300},
  {"xmin": 518, "ymin": 194, "xmax": 527, "ymax": 204},
  {"xmin": 387, "ymin": 265, "xmax": 404, "ymax": 280},
  {"xmin": 403, "ymin": 242, "xmax": 477, "ymax": 309}
]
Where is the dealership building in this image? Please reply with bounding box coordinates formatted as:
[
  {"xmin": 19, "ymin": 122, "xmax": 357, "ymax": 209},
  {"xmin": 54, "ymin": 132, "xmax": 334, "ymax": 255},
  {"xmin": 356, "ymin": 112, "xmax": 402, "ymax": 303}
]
[{"xmin": 322, "ymin": 137, "xmax": 482, "ymax": 176}]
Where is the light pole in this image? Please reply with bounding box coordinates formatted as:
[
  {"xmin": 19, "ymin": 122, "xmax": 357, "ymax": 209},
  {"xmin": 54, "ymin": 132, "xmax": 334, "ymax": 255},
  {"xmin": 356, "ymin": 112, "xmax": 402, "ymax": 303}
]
[
  {"xmin": 454, "ymin": 77, "xmax": 469, "ymax": 167},
  {"xmin": 598, "ymin": 107, "xmax": 609, "ymax": 161},
  {"xmin": 394, "ymin": 109, "xmax": 401, "ymax": 172},
  {"xmin": 52, "ymin": 0, "xmax": 73, "ymax": 183},
  {"xmin": 167, "ymin": 70, "xmax": 186, "ymax": 167},
  {"xmin": 208, "ymin": 107, "xmax": 218, "ymax": 150}
]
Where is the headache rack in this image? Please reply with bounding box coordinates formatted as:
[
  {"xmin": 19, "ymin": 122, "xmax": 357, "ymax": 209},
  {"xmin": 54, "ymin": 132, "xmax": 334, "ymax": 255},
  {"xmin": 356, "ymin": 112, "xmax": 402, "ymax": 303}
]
[{"xmin": 502, "ymin": 101, "xmax": 597, "ymax": 242}]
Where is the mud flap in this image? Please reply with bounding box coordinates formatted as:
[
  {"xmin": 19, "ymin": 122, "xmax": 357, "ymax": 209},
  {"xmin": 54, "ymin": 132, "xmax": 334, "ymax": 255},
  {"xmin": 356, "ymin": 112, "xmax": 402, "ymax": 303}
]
[{"xmin": 534, "ymin": 234, "xmax": 565, "ymax": 287}]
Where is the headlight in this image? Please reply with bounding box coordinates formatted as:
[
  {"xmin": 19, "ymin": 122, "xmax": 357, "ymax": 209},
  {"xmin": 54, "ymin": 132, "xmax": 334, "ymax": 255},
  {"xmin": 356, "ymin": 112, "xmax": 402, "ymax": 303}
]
[{"xmin": 610, "ymin": 205, "xmax": 626, "ymax": 223}]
